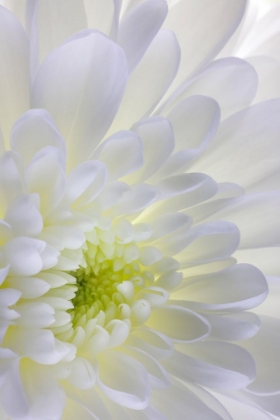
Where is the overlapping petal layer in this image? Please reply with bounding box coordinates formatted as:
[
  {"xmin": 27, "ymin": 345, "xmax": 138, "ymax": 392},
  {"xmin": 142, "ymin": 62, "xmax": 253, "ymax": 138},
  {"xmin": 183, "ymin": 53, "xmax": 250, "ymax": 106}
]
[{"xmin": 0, "ymin": 1, "xmax": 279, "ymax": 420}]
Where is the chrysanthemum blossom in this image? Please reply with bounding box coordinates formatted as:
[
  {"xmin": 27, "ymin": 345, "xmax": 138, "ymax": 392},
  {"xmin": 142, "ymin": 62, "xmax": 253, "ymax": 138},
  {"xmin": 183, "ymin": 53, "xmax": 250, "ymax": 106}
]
[{"xmin": 0, "ymin": 1, "xmax": 279, "ymax": 419}]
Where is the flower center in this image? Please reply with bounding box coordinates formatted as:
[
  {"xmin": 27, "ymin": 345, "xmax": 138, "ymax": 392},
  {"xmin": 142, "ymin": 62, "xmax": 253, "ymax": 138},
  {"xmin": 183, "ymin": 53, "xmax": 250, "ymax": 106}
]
[{"xmin": 68, "ymin": 224, "xmax": 155, "ymax": 331}]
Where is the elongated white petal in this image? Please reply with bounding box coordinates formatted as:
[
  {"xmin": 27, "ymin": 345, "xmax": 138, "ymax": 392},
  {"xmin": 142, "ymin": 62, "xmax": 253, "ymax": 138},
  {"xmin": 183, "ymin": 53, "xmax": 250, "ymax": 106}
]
[
  {"xmin": 163, "ymin": 58, "xmax": 258, "ymax": 120},
  {"xmin": 5, "ymin": 194, "xmax": 43, "ymax": 237},
  {"xmin": 33, "ymin": 0, "xmax": 87, "ymax": 64},
  {"xmin": 7, "ymin": 328, "xmax": 72, "ymax": 365},
  {"xmin": 172, "ymin": 264, "xmax": 268, "ymax": 313},
  {"xmin": 67, "ymin": 357, "xmax": 96, "ymax": 390},
  {"xmin": 32, "ymin": 31, "xmax": 128, "ymax": 167},
  {"xmin": 97, "ymin": 351, "xmax": 150, "ymax": 409},
  {"xmin": 246, "ymin": 56, "xmax": 280, "ymax": 104},
  {"xmin": 95, "ymin": 131, "xmax": 143, "ymax": 181},
  {"xmin": 192, "ymin": 100, "xmax": 280, "ymax": 191},
  {"xmin": 109, "ymin": 29, "xmax": 180, "ymax": 134},
  {"xmin": 242, "ymin": 316, "xmax": 280, "ymax": 395},
  {"xmin": 211, "ymin": 193, "xmax": 280, "ymax": 249},
  {"xmin": 176, "ymin": 220, "xmax": 240, "ymax": 266},
  {"xmin": 16, "ymin": 302, "xmax": 54, "ymax": 329},
  {"xmin": 25, "ymin": 147, "xmax": 66, "ymax": 218},
  {"xmin": 152, "ymin": 379, "xmax": 225, "ymax": 420},
  {"xmin": 164, "ymin": 341, "xmax": 256, "ymax": 390},
  {"xmin": 0, "ymin": 152, "xmax": 24, "ymax": 216},
  {"xmin": 121, "ymin": 346, "xmax": 170, "ymax": 389},
  {"xmin": 145, "ymin": 305, "xmax": 210, "ymax": 343},
  {"xmin": 84, "ymin": 0, "xmax": 119, "ymax": 38},
  {"xmin": 11, "ymin": 109, "xmax": 67, "ymax": 167},
  {"xmin": 205, "ymin": 312, "xmax": 261, "ymax": 341},
  {"xmin": 164, "ymin": 0, "xmax": 247, "ymax": 89},
  {"xmin": 0, "ymin": 6, "xmax": 29, "ymax": 146},
  {"xmin": 126, "ymin": 328, "xmax": 174, "ymax": 360},
  {"xmin": 118, "ymin": 0, "xmax": 168, "ymax": 71},
  {"xmin": 128, "ymin": 117, "xmax": 175, "ymax": 183},
  {"xmin": 3, "ymin": 237, "xmax": 46, "ymax": 276}
]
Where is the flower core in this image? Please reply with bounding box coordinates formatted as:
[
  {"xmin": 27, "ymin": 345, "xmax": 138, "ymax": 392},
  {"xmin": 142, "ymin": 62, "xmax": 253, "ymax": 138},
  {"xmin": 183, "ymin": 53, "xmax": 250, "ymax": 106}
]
[{"xmin": 69, "ymin": 226, "xmax": 156, "ymax": 330}]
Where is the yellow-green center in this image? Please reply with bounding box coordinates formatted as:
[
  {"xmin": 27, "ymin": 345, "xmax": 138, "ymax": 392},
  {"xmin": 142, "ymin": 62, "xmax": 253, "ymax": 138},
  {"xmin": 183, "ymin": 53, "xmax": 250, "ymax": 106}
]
[{"xmin": 69, "ymin": 240, "xmax": 153, "ymax": 328}]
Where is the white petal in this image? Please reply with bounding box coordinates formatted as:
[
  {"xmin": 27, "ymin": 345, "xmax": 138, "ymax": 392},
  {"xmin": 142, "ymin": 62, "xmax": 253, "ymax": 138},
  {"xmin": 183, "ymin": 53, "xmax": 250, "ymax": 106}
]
[
  {"xmin": 0, "ymin": 152, "xmax": 24, "ymax": 215},
  {"xmin": 253, "ymin": 276, "xmax": 280, "ymax": 319},
  {"xmin": 155, "ymin": 271, "xmax": 183, "ymax": 291},
  {"xmin": 121, "ymin": 347, "xmax": 170, "ymax": 389},
  {"xmin": 7, "ymin": 328, "xmax": 71, "ymax": 365},
  {"xmin": 25, "ymin": 147, "xmax": 66, "ymax": 217},
  {"xmin": 246, "ymin": 56, "xmax": 280, "ymax": 104},
  {"xmin": 0, "ymin": 264, "xmax": 10, "ymax": 285},
  {"xmin": 163, "ymin": 58, "xmax": 257, "ymax": 119},
  {"xmin": 113, "ymin": 184, "xmax": 158, "ymax": 216},
  {"xmin": 210, "ymin": 193, "xmax": 280, "ymax": 249},
  {"xmin": 109, "ymin": 29, "xmax": 180, "ymax": 134},
  {"xmin": 186, "ymin": 182, "xmax": 245, "ymax": 224},
  {"xmin": 237, "ymin": 5, "xmax": 280, "ymax": 60},
  {"xmin": 137, "ymin": 286, "xmax": 169, "ymax": 308},
  {"xmin": 166, "ymin": 95, "xmax": 220, "ymax": 152},
  {"xmin": 33, "ymin": 0, "xmax": 87, "ymax": 64},
  {"xmin": 106, "ymin": 319, "xmax": 130, "ymax": 348},
  {"xmin": 40, "ymin": 244, "xmax": 60, "ymax": 270},
  {"xmin": 0, "ymin": 359, "xmax": 29, "ymax": 419},
  {"xmin": 192, "ymin": 100, "xmax": 280, "ymax": 191},
  {"xmin": 0, "ymin": 220, "xmax": 12, "ymax": 246},
  {"xmin": 3, "ymin": 237, "xmax": 45, "ymax": 276},
  {"xmin": 148, "ymin": 215, "xmax": 192, "ymax": 256},
  {"xmin": 126, "ymin": 328, "xmax": 174, "ymax": 360},
  {"xmin": 130, "ymin": 299, "xmax": 151, "ymax": 326},
  {"xmin": 176, "ymin": 220, "xmax": 240, "ymax": 266},
  {"xmin": 14, "ymin": 302, "xmax": 55, "ymax": 328},
  {"xmin": 242, "ymin": 316, "xmax": 280, "ymax": 395},
  {"xmin": 55, "ymin": 249, "xmax": 83, "ymax": 271},
  {"xmin": 205, "ymin": 312, "xmax": 261, "ymax": 341},
  {"xmin": 212, "ymin": 394, "xmax": 275, "ymax": 420},
  {"xmin": 64, "ymin": 387, "xmax": 112, "ymax": 420},
  {"xmin": 5, "ymin": 194, "xmax": 43, "ymax": 237},
  {"xmin": 183, "ymin": 258, "xmax": 237, "ymax": 282},
  {"xmin": 32, "ymin": 31, "xmax": 128, "ymax": 167},
  {"xmin": 84, "ymin": 0, "xmax": 119, "ymax": 38},
  {"xmin": 152, "ymin": 379, "xmax": 225, "ymax": 420},
  {"xmin": 138, "ymin": 246, "xmax": 162, "ymax": 267},
  {"xmin": 0, "ymin": 6, "xmax": 29, "ymax": 146},
  {"xmin": 92, "ymin": 181, "xmax": 130, "ymax": 213},
  {"xmin": 139, "ymin": 174, "xmax": 217, "ymax": 223},
  {"xmin": 0, "ymin": 288, "xmax": 21, "ymax": 306},
  {"xmin": 128, "ymin": 117, "xmax": 175, "ymax": 183},
  {"xmin": 156, "ymin": 96, "xmax": 220, "ymax": 178},
  {"xmin": 242, "ymin": 392, "xmax": 280, "ymax": 418},
  {"xmin": 21, "ymin": 359, "xmax": 66, "ymax": 420},
  {"xmin": 67, "ymin": 357, "xmax": 96, "ymax": 390},
  {"xmin": 164, "ymin": 341, "xmax": 256, "ymax": 390},
  {"xmin": 42, "ymin": 226, "xmax": 85, "ymax": 250},
  {"xmin": 235, "ymin": 248, "xmax": 280, "ymax": 279},
  {"xmin": 164, "ymin": 0, "xmax": 247, "ymax": 89},
  {"xmin": 11, "ymin": 109, "xmax": 67, "ymax": 167},
  {"xmin": 62, "ymin": 398, "xmax": 100, "ymax": 420},
  {"xmin": 97, "ymin": 350, "xmax": 150, "ymax": 409},
  {"xmin": 95, "ymin": 131, "xmax": 143, "ymax": 181},
  {"xmin": 65, "ymin": 160, "xmax": 107, "ymax": 208},
  {"xmin": 184, "ymin": 382, "xmax": 233, "ymax": 420},
  {"xmin": 85, "ymin": 325, "xmax": 110, "ymax": 355},
  {"xmin": 145, "ymin": 305, "xmax": 210, "ymax": 343},
  {"xmin": 118, "ymin": 0, "xmax": 167, "ymax": 71},
  {"xmin": 172, "ymin": 264, "xmax": 268, "ymax": 313}
]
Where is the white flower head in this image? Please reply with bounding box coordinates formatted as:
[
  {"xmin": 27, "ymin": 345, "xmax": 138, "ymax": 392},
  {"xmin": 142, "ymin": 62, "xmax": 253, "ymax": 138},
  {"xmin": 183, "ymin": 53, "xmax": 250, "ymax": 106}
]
[{"xmin": 0, "ymin": 1, "xmax": 279, "ymax": 419}]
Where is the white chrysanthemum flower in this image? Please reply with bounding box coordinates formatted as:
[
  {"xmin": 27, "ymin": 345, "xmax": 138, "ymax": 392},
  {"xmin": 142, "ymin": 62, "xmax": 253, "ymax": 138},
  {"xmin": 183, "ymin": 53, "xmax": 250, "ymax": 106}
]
[{"xmin": 0, "ymin": 1, "xmax": 279, "ymax": 419}]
